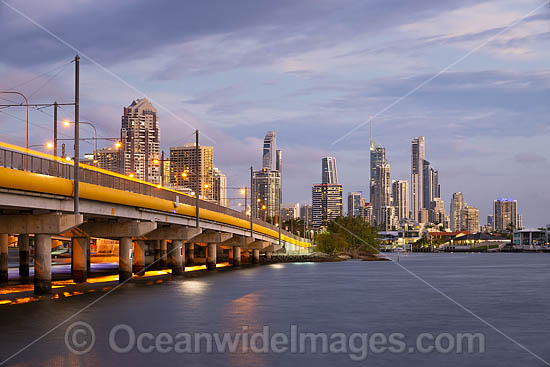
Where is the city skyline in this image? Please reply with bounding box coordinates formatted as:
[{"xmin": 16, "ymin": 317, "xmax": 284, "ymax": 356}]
[{"xmin": 0, "ymin": 1, "xmax": 548, "ymax": 226}]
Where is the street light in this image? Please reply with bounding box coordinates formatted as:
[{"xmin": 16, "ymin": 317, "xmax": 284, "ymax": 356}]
[
  {"xmin": 0, "ymin": 91, "xmax": 28, "ymax": 151},
  {"xmin": 64, "ymin": 120, "xmax": 98, "ymax": 164},
  {"xmin": 29, "ymin": 142, "xmax": 54, "ymax": 150}
]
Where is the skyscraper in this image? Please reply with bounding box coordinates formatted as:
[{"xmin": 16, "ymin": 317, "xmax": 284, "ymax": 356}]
[
  {"xmin": 169, "ymin": 144, "xmax": 213, "ymax": 199},
  {"xmin": 262, "ymin": 131, "xmax": 276, "ymax": 170},
  {"xmin": 275, "ymin": 149, "xmax": 282, "ymax": 172},
  {"xmin": 392, "ymin": 180, "xmax": 409, "ymax": 220},
  {"xmin": 322, "ymin": 157, "xmax": 338, "ymax": 184},
  {"xmin": 300, "ymin": 204, "xmax": 312, "ymax": 229},
  {"xmin": 411, "ymin": 136, "xmax": 425, "ymax": 221},
  {"xmin": 347, "ymin": 192, "xmax": 362, "ymax": 217},
  {"xmin": 373, "ymin": 162, "xmax": 391, "ymax": 224},
  {"xmin": 493, "ymin": 198, "xmax": 518, "ymax": 232},
  {"xmin": 422, "ymin": 160, "xmax": 440, "ymax": 209},
  {"xmin": 429, "ymin": 197, "xmax": 446, "ymax": 224},
  {"xmin": 450, "ymin": 192, "xmax": 465, "ymax": 231},
  {"xmin": 212, "ymin": 167, "xmax": 228, "ymax": 207},
  {"xmin": 252, "ymin": 169, "xmax": 281, "ymax": 220},
  {"xmin": 96, "ymin": 147, "xmax": 122, "ymax": 173},
  {"xmin": 312, "ymin": 183, "xmax": 343, "ymax": 229},
  {"xmin": 121, "ymin": 98, "xmax": 160, "ymax": 183},
  {"xmin": 370, "ymin": 143, "xmax": 387, "ymax": 204},
  {"xmin": 461, "ymin": 205, "xmax": 480, "ymax": 233}
]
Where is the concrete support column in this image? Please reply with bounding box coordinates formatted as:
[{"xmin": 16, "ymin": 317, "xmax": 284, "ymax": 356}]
[
  {"xmin": 154, "ymin": 240, "xmax": 161, "ymax": 265},
  {"xmin": 119, "ymin": 237, "xmax": 132, "ymax": 282},
  {"xmin": 19, "ymin": 234, "xmax": 30, "ymax": 277},
  {"xmin": 169, "ymin": 240, "xmax": 184, "ymax": 275},
  {"xmin": 0, "ymin": 234, "xmax": 8, "ymax": 283},
  {"xmin": 186, "ymin": 243, "xmax": 195, "ymax": 266},
  {"xmin": 72, "ymin": 237, "xmax": 89, "ymax": 283},
  {"xmin": 34, "ymin": 234, "xmax": 52, "ymax": 294},
  {"xmin": 266, "ymin": 251, "xmax": 272, "ymax": 261},
  {"xmin": 233, "ymin": 246, "xmax": 241, "ymax": 267},
  {"xmin": 252, "ymin": 249, "xmax": 260, "ymax": 264},
  {"xmin": 160, "ymin": 240, "xmax": 168, "ymax": 267},
  {"xmin": 86, "ymin": 240, "xmax": 91, "ymax": 272},
  {"xmin": 206, "ymin": 243, "xmax": 217, "ymax": 270},
  {"xmin": 133, "ymin": 240, "xmax": 145, "ymax": 275}
]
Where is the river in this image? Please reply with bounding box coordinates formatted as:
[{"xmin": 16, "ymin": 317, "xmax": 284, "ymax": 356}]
[{"xmin": 0, "ymin": 253, "xmax": 549, "ymax": 366}]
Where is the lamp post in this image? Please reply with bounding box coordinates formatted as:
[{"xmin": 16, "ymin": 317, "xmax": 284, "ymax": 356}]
[
  {"xmin": 0, "ymin": 91, "xmax": 28, "ymax": 152},
  {"xmin": 64, "ymin": 120, "xmax": 97, "ymax": 164},
  {"xmin": 152, "ymin": 152, "xmax": 170, "ymax": 186}
]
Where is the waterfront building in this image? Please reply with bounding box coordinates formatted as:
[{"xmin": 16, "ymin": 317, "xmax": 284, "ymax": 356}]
[
  {"xmin": 429, "ymin": 197, "xmax": 446, "ymax": 224},
  {"xmin": 360, "ymin": 201, "xmax": 374, "ymax": 225},
  {"xmin": 169, "ymin": 144, "xmax": 214, "ymax": 200},
  {"xmin": 121, "ymin": 98, "xmax": 160, "ymax": 183},
  {"xmin": 347, "ymin": 191, "xmax": 362, "ymax": 217},
  {"xmin": 370, "ymin": 142, "xmax": 387, "ymax": 205},
  {"xmin": 517, "ymin": 214, "xmax": 523, "ymax": 230},
  {"xmin": 450, "ymin": 192, "xmax": 465, "ymax": 231},
  {"xmin": 460, "ymin": 205, "xmax": 480, "ymax": 233},
  {"xmin": 410, "ymin": 136, "xmax": 425, "ymax": 222},
  {"xmin": 493, "ymin": 198, "xmax": 518, "ymax": 232},
  {"xmin": 312, "ymin": 183, "xmax": 343, "ymax": 229},
  {"xmin": 418, "ymin": 208, "xmax": 429, "ymax": 225},
  {"xmin": 380, "ymin": 206, "xmax": 397, "ymax": 231},
  {"xmin": 392, "ymin": 180, "xmax": 409, "ymax": 220},
  {"xmin": 422, "ymin": 160, "xmax": 440, "ymax": 209},
  {"xmin": 322, "ymin": 157, "xmax": 338, "ymax": 184}
]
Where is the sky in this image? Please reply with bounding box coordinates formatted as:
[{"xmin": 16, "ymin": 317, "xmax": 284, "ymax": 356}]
[{"xmin": 0, "ymin": 0, "xmax": 549, "ymax": 227}]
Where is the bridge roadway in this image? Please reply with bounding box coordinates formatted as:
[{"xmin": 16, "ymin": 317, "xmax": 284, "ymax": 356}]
[{"xmin": 0, "ymin": 142, "xmax": 312, "ymax": 294}]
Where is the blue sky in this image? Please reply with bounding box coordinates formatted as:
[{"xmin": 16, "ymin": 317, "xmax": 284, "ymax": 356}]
[{"xmin": 0, "ymin": 0, "xmax": 549, "ymax": 226}]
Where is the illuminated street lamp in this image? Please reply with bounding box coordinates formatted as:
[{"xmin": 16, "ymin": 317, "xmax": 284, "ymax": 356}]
[{"xmin": 64, "ymin": 120, "xmax": 98, "ymax": 164}]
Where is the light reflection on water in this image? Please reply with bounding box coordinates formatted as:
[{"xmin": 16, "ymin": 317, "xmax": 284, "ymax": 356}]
[{"xmin": 0, "ymin": 253, "xmax": 549, "ymax": 367}]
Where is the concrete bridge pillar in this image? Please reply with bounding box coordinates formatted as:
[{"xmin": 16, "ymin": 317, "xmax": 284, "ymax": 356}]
[
  {"xmin": 187, "ymin": 243, "xmax": 195, "ymax": 266},
  {"xmin": 133, "ymin": 240, "xmax": 146, "ymax": 275},
  {"xmin": 119, "ymin": 237, "xmax": 132, "ymax": 282},
  {"xmin": 72, "ymin": 237, "xmax": 89, "ymax": 283},
  {"xmin": 18, "ymin": 234, "xmax": 30, "ymax": 276},
  {"xmin": 233, "ymin": 246, "xmax": 241, "ymax": 267},
  {"xmin": 154, "ymin": 240, "xmax": 161, "ymax": 265},
  {"xmin": 160, "ymin": 240, "xmax": 168, "ymax": 267},
  {"xmin": 0, "ymin": 234, "xmax": 8, "ymax": 283},
  {"xmin": 34, "ymin": 234, "xmax": 52, "ymax": 294},
  {"xmin": 266, "ymin": 251, "xmax": 272, "ymax": 261},
  {"xmin": 206, "ymin": 243, "xmax": 217, "ymax": 270},
  {"xmin": 252, "ymin": 249, "xmax": 260, "ymax": 264},
  {"xmin": 169, "ymin": 240, "xmax": 184, "ymax": 275},
  {"xmin": 87, "ymin": 240, "xmax": 91, "ymax": 272}
]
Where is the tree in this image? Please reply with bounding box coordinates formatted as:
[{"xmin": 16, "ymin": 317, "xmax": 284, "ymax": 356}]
[
  {"xmin": 314, "ymin": 216, "xmax": 379, "ymax": 255},
  {"xmin": 314, "ymin": 232, "xmax": 350, "ymax": 254}
]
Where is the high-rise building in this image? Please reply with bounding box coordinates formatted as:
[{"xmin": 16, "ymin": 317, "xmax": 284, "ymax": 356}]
[
  {"xmin": 450, "ymin": 192, "xmax": 465, "ymax": 231},
  {"xmin": 493, "ymin": 198, "xmax": 518, "ymax": 232},
  {"xmin": 275, "ymin": 150, "xmax": 282, "ymax": 172},
  {"xmin": 121, "ymin": 98, "xmax": 161, "ymax": 183},
  {"xmin": 300, "ymin": 204, "xmax": 312, "ymax": 229},
  {"xmin": 252, "ymin": 168, "xmax": 281, "ymax": 220},
  {"xmin": 373, "ymin": 162, "xmax": 391, "ymax": 225},
  {"xmin": 322, "ymin": 157, "xmax": 338, "ymax": 184},
  {"xmin": 370, "ymin": 143, "xmax": 387, "ymax": 204},
  {"xmin": 461, "ymin": 205, "xmax": 480, "ymax": 233},
  {"xmin": 212, "ymin": 167, "xmax": 228, "ymax": 207},
  {"xmin": 360, "ymin": 201, "xmax": 374, "ymax": 225},
  {"xmin": 312, "ymin": 184, "xmax": 343, "ymax": 229},
  {"xmin": 347, "ymin": 192, "xmax": 362, "ymax": 217},
  {"xmin": 429, "ymin": 198, "xmax": 446, "ymax": 224},
  {"xmin": 422, "ymin": 160, "xmax": 440, "ymax": 209},
  {"xmin": 516, "ymin": 214, "xmax": 523, "ymax": 230},
  {"xmin": 379, "ymin": 206, "xmax": 396, "ymax": 231},
  {"xmin": 96, "ymin": 147, "xmax": 122, "ymax": 173},
  {"xmin": 169, "ymin": 144, "xmax": 213, "ymax": 199},
  {"xmin": 411, "ymin": 136, "xmax": 425, "ymax": 221},
  {"xmin": 281, "ymin": 203, "xmax": 300, "ymax": 221},
  {"xmin": 392, "ymin": 180, "xmax": 409, "ymax": 220},
  {"xmin": 487, "ymin": 215, "xmax": 494, "ymax": 227},
  {"xmin": 262, "ymin": 131, "xmax": 277, "ymax": 171}
]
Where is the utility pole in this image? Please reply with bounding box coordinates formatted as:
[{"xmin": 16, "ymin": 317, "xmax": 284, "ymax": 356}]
[
  {"xmin": 73, "ymin": 55, "xmax": 80, "ymax": 214},
  {"xmin": 250, "ymin": 166, "xmax": 253, "ymax": 237},
  {"xmin": 195, "ymin": 129, "xmax": 199, "ymax": 228},
  {"xmin": 53, "ymin": 101, "xmax": 58, "ymax": 157}
]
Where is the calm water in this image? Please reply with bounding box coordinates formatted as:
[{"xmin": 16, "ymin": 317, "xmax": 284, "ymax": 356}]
[{"xmin": 1, "ymin": 253, "xmax": 549, "ymax": 366}]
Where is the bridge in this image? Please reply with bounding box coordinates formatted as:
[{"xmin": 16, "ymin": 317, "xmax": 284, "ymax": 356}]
[{"xmin": 0, "ymin": 142, "xmax": 312, "ymax": 294}]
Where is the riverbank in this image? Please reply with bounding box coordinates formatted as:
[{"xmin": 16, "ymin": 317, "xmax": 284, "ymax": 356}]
[{"xmin": 266, "ymin": 252, "xmax": 390, "ymax": 263}]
